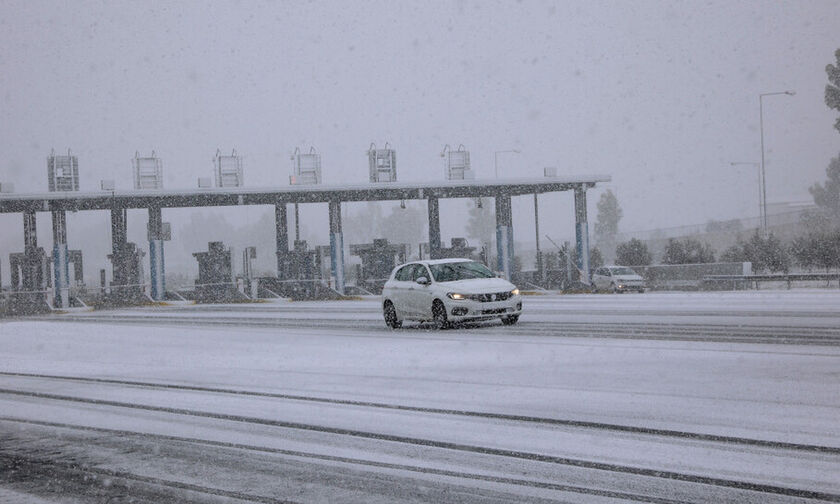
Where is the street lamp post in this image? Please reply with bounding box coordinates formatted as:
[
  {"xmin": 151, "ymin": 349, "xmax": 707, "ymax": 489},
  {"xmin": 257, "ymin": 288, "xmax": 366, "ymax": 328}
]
[
  {"xmin": 494, "ymin": 149, "xmax": 520, "ymax": 178},
  {"xmin": 730, "ymin": 162, "xmax": 762, "ymax": 228},
  {"xmin": 759, "ymin": 90, "xmax": 795, "ymax": 235}
]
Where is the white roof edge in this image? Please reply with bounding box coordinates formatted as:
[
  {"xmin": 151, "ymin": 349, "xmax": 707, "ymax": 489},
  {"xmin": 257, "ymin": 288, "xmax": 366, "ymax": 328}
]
[{"xmin": 0, "ymin": 175, "xmax": 611, "ymax": 200}]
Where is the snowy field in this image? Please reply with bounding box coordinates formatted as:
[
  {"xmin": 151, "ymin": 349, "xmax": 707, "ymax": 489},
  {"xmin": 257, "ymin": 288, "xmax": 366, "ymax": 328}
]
[{"xmin": 1, "ymin": 289, "xmax": 839, "ymax": 503}]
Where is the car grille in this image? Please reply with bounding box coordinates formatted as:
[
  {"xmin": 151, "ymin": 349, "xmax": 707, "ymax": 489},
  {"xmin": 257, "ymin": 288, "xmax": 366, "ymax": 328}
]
[{"xmin": 468, "ymin": 291, "xmax": 512, "ymax": 302}]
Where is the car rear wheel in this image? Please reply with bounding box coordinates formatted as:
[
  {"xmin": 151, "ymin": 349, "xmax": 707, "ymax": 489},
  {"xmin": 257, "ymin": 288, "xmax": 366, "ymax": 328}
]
[
  {"xmin": 501, "ymin": 314, "xmax": 519, "ymax": 325},
  {"xmin": 432, "ymin": 300, "xmax": 449, "ymax": 329},
  {"xmin": 383, "ymin": 301, "xmax": 402, "ymax": 329}
]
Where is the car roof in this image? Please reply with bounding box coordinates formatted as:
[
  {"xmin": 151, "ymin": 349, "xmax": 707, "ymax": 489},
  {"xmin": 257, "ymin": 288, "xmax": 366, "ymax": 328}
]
[
  {"xmin": 396, "ymin": 258, "xmax": 475, "ymax": 268},
  {"xmin": 413, "ymin": 258, "xmax": 475, "ymax": 266}
]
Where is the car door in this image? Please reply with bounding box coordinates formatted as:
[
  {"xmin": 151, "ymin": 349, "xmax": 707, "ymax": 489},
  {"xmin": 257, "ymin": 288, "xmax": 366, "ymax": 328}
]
[
  {"xmin": 592, "ymin": 268, "xmax": 605, "ymax": 289},
  {"xmin": 390, "ymin": 264, "xmax": 416, "ymax": 316},
  {"xmin": 597, "ymin": 268, "xmax": 612, "ymax": 290},
  {"xmin": 409, "ymin": 264, "xmax": 434, "ymax": 318}
]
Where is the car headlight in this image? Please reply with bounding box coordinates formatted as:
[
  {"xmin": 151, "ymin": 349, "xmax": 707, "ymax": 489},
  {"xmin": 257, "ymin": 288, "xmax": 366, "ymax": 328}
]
[
  {"xmin": 510, "ymin": 288, "xmax": 520, "ymax": 296},
  {"xmin": 447, "ymin": 292, "xmax": 466, "ymax": 300}
]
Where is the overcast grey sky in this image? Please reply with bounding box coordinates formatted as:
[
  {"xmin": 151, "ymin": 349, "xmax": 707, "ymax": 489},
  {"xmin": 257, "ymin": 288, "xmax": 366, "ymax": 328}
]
[{"xmin": 1, "ymin": 0, "xmax": 839, "ymax": 279}]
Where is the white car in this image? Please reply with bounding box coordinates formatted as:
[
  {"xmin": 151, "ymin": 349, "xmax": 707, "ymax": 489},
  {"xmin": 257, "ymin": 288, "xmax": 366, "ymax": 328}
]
[
  {"xmin": 591, "ymin": 265, "xmax": 646, "ymax": 293},
  {"xmin": 381, "ymin": 258, "xmax": 523, "ymax": 329}
]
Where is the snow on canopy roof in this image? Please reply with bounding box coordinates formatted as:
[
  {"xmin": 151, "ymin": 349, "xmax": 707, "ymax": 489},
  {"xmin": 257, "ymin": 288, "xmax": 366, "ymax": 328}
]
[{"xmin": 0, "ymin": 175, "xmax": 611, "ymax": 213}]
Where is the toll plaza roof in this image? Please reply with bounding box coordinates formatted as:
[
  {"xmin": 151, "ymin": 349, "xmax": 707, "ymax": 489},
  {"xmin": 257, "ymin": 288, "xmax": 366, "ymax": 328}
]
[{"xmin": 0, "ymin": 175, "xmax": 610, "ymax": 213}]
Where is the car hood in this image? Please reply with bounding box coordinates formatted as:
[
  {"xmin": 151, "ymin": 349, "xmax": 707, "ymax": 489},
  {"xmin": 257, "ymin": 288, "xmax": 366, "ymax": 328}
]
[
  {"xmin": 613, "ymin": 274, "xmax": 644, "ymax": 282},
  {"xmin": 438, "ymin": 277, "xmax": 516, "ymax": 293}
]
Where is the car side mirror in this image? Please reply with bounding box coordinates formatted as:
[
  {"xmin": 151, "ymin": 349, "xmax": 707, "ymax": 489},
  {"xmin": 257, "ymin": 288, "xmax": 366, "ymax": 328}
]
[{"xmin": 415, "ymin": 276, "xmax": 430, "ymax": 285}]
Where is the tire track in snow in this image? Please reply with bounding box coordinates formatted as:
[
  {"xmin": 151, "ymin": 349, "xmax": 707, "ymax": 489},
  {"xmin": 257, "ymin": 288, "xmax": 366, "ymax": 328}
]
[
  {"xmin": 0, "ymin": 449, "xmax": 300, "ymax": 504},
  {"xmin": 0, "ymin": 417, "xmax": 689, "ymax": 504},
  {"xmin": 31, "ymin": 313, "xmax": 840, "ymax": 345},
  {"xmin": 1, "ymin": 371, "xmax": 837, "ymax": 455},
  {"xmin": 1, "ymin": 390, "xmax": 838, "ymax": 502}
]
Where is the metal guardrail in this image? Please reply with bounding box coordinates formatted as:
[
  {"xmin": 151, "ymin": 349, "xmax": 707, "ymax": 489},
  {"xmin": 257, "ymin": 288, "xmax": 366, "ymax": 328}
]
[
  {"xmin": 168, "ymin": 290, "xmax": 188, "ymax": 301},
  {"xmin": 347, "ymin": 285, "xmax": 375, "ymax": 296},
  {"xmin": 704, "ymin": 273, "xmax": 840, "ymax": 289},
  {"xmin": 174, "ymin": 281, "xmax": 251, "ymax": 301},
  {"xmin": 523, "ymin": 281, "xmax": 549, "ymax": 292},
  {"xmin": 258, "ymin": 286, "xmax": 282, "ymax": 298},
  {"xmin": 177, "ymin": 278, "xmax": 359, "ymax": 299},
  {"xmin": 1, "ymin": 289, "xmax": 51, "ymax": 296}
]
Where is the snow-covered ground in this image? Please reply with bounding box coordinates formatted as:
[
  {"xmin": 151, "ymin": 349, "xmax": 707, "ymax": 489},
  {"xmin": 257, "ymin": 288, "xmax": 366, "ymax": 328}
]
[{"xmin": 1, "ymin": 289, "xmax": 839, "ymax": 502}]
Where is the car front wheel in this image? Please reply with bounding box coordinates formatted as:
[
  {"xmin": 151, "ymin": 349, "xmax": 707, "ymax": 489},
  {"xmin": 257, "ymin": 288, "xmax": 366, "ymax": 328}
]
[
  {"xmin": 383, "ymin": 301, "xmax": 402, "ymax": 329},
  {"xmin": 432, "ymin": 300, "xmax": 449, "ymax": 329}
]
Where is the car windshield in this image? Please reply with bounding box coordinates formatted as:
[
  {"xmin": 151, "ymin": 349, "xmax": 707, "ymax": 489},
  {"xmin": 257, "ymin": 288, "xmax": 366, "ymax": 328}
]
[
  {"xmin": 611, "ymin": 267, "xmax": 637, "ymax": 276},
  {"xmin": 429, "ymin": 261, "xmax": 495, "ymax": 282}
]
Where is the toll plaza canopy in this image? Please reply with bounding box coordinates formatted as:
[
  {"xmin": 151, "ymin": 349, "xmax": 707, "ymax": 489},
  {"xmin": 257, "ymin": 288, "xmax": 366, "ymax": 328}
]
[
  {"xmin": 0, "ymin": 175, "xmax": 611, "ymax": 213},
  {"xmin": 1, "ymin": 174, "xmax": 610, "ymax": 303}
]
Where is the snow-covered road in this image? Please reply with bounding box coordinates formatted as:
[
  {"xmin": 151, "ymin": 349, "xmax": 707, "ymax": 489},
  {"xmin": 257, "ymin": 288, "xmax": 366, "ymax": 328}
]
[{"xmin": 1, "ymin": 290, "xmax": 839, "ymax": 503}]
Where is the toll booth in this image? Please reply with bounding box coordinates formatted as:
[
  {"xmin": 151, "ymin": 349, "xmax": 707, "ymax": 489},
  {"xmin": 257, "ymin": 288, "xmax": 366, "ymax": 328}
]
[
  {"xmin": 193, "ymin": 242, "xmax": 238, "ymax": 303},
  {"xmin": 10, "ymin": 249, "xmax": 50, "ymax": 292},
  {"xmin": 292, "ymin": 241, "xmax": 322, "ymax": 281},
  {"xmin": 289, "ymin": 240, "xmax": 323, "ymax": 298},
  {"xmin": 437, "ymin": 238, "xmax": 479, "ymax": 260},
  {"xmin": 349, "ymin": 238, "xmax": 408, "ymax": 294},
  {"xmin": 8, "ymin": 249, "xmax": 51, "ymax": 313},
  {"xmin": 263, "ymin": 240, "xmax": 324, "ymax": 299},
  {"xmin": 107, "ymin": 242, "xmax": 145, "ymax": 303}
]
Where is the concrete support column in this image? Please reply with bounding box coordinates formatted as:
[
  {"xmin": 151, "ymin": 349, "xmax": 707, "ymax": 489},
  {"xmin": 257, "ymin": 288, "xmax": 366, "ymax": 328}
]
[
  {"xmin": 495, "ymin": 193, "xmax": 514, "ymax": 280},
  {"xmin": 427, "ymin": 196, "xmax": 441, "ymax": 259},
  {"xmin": 24, "ymin": 211, "xmax": 37, "ymax": 251},
  {"xmin": 148, "ymin": 207, "xmax": 165, "ymax": 301},
  {"xmin": 111, "ymin": 208, "xmax": 127, "ymax": 251},
  {"xmin": 10, "ymin": 259, "xmax": 20, "ymax": 290},
  {"xmin": 51, "ymin": 210, "xmax": 70, "ymax": 308},
  {"xmin": 110, "ymin": 207, "xmax": 128, "ymax": 285},
  {"xmin": 275, "ymin": 201, "xmax": 289, "ymax": 278},
  {"xmin": 22, "ymin": 211, "xmax": 39, "ymax": 291},
  {"xmin": 328, "ymin": 200, "xmax": 345, "ymax": 295},
  {"xmin": 534, "ymin": 193, "xmax": 542, "ymax": 282},
  {"xmin": 574, "ymin": 185, "xmax": 591, "ymax": 285},
  {"xmin": 294, "ymin": 203, "xmax": 301, "ymax": 242}
]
